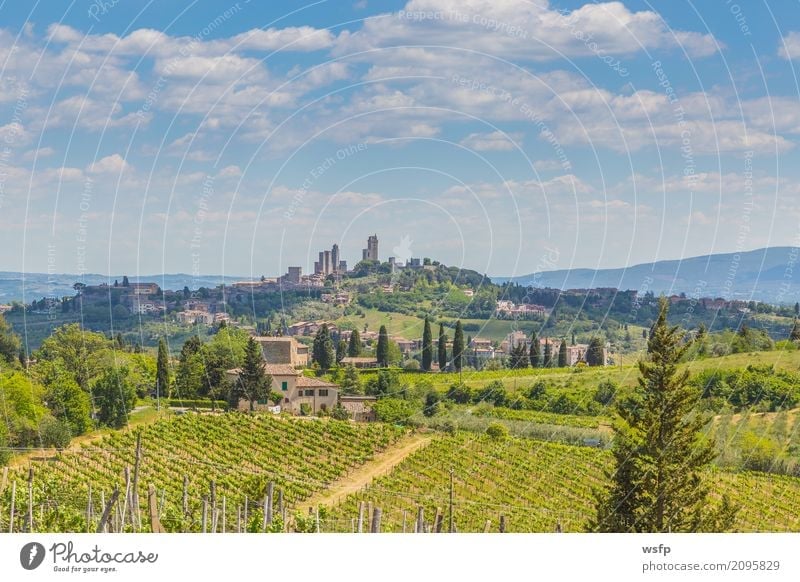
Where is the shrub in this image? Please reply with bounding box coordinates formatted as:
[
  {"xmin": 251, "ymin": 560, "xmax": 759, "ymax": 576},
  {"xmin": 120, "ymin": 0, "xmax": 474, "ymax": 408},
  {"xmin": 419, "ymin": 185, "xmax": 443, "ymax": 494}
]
[
  {"xmin": 446, "ymin": 382, "xmax": 472, "ymax": 404},
  {"xmin": 300, "ymin": 403, "xmax": 312, "ymax": 416},
  {"xmin": 372, "ymin": 398, "xmax": 416, "ymax": 424},
  {"xmin": 594, "ymin": 380, "xmax": 618, "ymax": 405},
  {"xmin": 403, "ymin": 359, "xmax": 421, "ymax": 371},
  {"xmin": 39, "ymin": 417, "xmax": 72, "ymax": 449},
  {"xmin": 331, "ymin": 404, "xmax": 350, "ymax": 421},
  {"xmin": 486, "ymin": 422, "xmax": 508, "ymax": 440},
  {"xmin": 423, "ymin": 391, "xmax": 441, "ymax": 417}
]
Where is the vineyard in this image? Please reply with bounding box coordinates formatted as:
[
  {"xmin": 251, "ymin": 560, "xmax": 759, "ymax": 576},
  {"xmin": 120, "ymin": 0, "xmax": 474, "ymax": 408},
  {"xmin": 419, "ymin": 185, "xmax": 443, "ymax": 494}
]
[
  {"xmin": 323, "ymin": 433, "xmax": 800, "ymax": 532},
  {"xmin": 0, "ymin": 414, "xmax": 404, "ymax": 533}
]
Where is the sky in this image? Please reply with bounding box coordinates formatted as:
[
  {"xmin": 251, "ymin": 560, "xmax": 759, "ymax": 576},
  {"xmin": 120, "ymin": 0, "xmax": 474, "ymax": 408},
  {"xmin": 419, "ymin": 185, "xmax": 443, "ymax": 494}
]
[{"xmin": 1, "ymin": 0, "xmax": 800, "ymax": 280}]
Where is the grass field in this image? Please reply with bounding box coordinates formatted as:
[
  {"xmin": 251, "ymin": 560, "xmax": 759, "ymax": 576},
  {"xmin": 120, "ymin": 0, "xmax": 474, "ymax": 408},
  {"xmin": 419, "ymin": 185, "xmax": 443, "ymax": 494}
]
[{"xmin": 323, "ymin": 433, "xmax": 800, "ymax": 532}]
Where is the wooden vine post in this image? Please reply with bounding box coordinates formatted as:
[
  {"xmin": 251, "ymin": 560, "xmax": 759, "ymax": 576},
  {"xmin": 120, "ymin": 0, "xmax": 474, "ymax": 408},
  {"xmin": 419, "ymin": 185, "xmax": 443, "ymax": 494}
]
[{"xmin": 148, "ymin": 484, "xmax": 165, "ymax": 533}]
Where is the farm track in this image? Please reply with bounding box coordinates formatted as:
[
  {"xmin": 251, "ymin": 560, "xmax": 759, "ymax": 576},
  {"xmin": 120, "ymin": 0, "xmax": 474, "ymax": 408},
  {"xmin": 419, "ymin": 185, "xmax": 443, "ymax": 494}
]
[{"xmin": 298, "ymin": 432, "xmax": 433, "ymax": 512}]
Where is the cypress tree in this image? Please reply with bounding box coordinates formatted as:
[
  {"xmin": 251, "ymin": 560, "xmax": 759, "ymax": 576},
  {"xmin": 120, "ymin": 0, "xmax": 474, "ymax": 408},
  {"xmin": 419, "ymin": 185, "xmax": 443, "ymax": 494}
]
[
  {"xmin": 156, "ymin": 337, "xmax": 170, "ymax": 399},
  {"xmin": 558, "ymin": 339, "xmax": 568, "ymax": 367},
  {"xmin": 421, "ymin": 316, "xmax": 433, "ymax": 371},
  {"xmin": 529, "ymin": 331, "xmax": 540, "ymax": 368},
  {"xmin": 312, "ymin": 324, "xmax": 335, "ymax": 371},
  {"xmin": 452, "ymin": 320, "xmax": 465, "ymax": 372},
  {"xmin": 591, "ymin": 298, "xmax": 737, "ymax": 532},
  {"xmin": 336, "ymin": 339, "xmax": 347, "ymax": 364},
  {"xmin": 437, "ymin": 323, "xmax": 448, "ymax": 371},
  {"xmin": 586, "ymin": 337, "xmax": 605, "ymax": 366},
  {"xmin": 543, "ymin": 339, "xmax": 552, "ymax": 368},
  {"xmin": 376, "ymin": 325, "xmax": 390, "ymax": 367},
  {"xmin": 347, "ymin": 329, "xmax": 362, "ymax": 357}
]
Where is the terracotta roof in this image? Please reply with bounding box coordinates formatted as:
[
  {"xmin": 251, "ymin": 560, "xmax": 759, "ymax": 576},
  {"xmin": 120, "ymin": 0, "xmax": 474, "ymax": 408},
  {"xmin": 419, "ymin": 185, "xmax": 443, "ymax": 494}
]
[
  {"xmin": 341, "ymin": 357, "xmax": 378, "ymax": 363},
  {"xmin": 296, "ymin": 376, "xmax": 338, "ymax": 388},
  {"xmin": 264, "ymin": 364, "xmax": 300, "ymax": 376}
]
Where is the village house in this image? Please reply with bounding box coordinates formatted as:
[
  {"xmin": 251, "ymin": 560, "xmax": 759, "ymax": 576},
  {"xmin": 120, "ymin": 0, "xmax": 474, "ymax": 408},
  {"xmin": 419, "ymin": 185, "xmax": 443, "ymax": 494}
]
[
  {"xmin": 177, "ymin": 309, "xmax": 214, "ymax": 325},
  {"xmin": 255, "ymin": 336, "xmax": 309, "ymax": 367},
  {"xmin": 226, "ymin": 364, "xmax": 338, "ymax": 415}
]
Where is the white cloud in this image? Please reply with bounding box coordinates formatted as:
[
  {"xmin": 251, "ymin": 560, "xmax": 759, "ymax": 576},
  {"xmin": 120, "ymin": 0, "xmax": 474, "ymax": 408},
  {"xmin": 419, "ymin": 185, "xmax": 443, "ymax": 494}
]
[
  {"xmin": 335, "ymin": 0, "xmax": 720, "ymax": 61},
  {"xmin": 778, "ymin": 31, "xmax": 800, "ymax": 60},
  {"xmin": 460, "ymin": 131, "xmax": 522, "ymax": 151},
  {"xmin": 87, "ymin": 154, "xmax": 131, "ymax": 174}
]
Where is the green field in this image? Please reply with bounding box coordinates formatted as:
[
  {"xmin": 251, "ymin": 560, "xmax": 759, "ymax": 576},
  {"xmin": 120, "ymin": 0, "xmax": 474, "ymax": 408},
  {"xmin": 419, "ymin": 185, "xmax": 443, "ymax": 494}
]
[
  {"xmin": 0, "ymin": 414, "xmax": 404, "ymax": 532},
  {"xmin": 323, "ymin": 433, "xmax": 800, "ymax": 532}
]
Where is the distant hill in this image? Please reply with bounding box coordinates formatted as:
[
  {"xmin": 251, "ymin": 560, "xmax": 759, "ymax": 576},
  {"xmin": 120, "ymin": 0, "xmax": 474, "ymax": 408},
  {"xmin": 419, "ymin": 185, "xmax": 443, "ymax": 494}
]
[
  {"xmin": 0, "ymin": 272, "xmax": 245, "ymax": 304},
  {"xmin": 497, "ymin": 247, "xmax": 800, "ymax": 304}
]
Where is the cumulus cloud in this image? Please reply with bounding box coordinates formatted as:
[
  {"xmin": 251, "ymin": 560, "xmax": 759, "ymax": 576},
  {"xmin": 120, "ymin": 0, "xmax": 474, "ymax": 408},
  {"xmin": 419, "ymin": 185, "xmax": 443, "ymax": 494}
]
[
  {"xmin": 460, "ymin": 131, "xmax": 522, "ymax": 151},
  {"xmin": 87, "ymin": 154, "xmax": 131, "ymax": 174}
]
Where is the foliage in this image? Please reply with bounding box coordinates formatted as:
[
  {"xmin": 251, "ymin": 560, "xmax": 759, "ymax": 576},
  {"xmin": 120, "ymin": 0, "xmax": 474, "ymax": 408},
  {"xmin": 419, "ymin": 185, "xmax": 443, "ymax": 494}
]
[
  {"xmin": 485, "ymin": 422, "xmax": 508, "ymax": 440},
  {"xmin": 36, "ymin": 324, "xmax": 113, "ymax": 389},
  {"xmin": 38, "ymin": 416, "xmax": 72, "ymax": 449},
  {"xmin": 156, "ymin": 338, "xmax": 170, "ymax": 398},
  {"xmin": 592, "ymin": 298, "xmax": 737, "ymax": 532},
  {"xmin": 0, "ymin": 313, "xmax": 21, "ymax": 364},
  {"xmin": 92, "ymin": 367, "xmax": 137, "ymax": 429},
  {"xmin": 438, "ymin": 323, "xmax": 448, "ymax": 371},
  {"xmin": 376, "ymin": 325, "xmax": 390, "ymax": 367},
  {"xmin": 372, "ymin": 398, "xmax": 415, "ymax": 424},
  {"xmin": 233, "ymin": 337, "xmax": 272, "ymax": 411},
  {"xmin": 347, "ymin": 329, "xmax": 362, "ymax": 357},
  {"xmin": 422, "ymin": 316, "xmax": 433, "ymax": 371},
  {"xmin": 312, "ymin": 324, "xmax": 335, "ymax": 371},
  {"xmin": 452, "ymin": 320, "xmax": 465, "ymax": 371}
]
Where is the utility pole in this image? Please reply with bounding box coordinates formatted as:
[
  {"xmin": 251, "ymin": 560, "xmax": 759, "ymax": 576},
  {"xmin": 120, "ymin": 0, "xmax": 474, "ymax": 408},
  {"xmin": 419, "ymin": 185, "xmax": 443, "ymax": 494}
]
[{"xmin": 449, "ymin": 467, "xmax": 454, "ymax": 533}]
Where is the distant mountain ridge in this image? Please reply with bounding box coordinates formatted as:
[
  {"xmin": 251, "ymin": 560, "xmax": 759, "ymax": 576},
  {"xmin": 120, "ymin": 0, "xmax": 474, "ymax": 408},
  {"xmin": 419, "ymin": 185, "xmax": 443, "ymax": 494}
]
[
  {"xmin": 497, "ymin": 247, "xmax": 800, "ymax": 304},
  {"xmin": 0, "ymin": 272, "xmax": 246, "ymax": 304}
]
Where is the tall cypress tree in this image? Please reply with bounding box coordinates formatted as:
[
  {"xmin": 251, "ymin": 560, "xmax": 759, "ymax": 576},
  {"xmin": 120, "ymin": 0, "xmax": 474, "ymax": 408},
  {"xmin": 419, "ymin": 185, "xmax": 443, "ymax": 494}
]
[
  {"xmin": 312, "ymin": 324, "xmax": 335, "ymax": 371},
  {"xmin": 452, "ymin": 320, "xmax": 465, "ymax": 372},
  {"xmin": 347, "ymin": 329, "xmax": 362, "ymax": 357},
  {"xmin": 529, "ymin": 331, "xmax": 540, "ymax": 368},
  {"xmin": 421, "ymin": 316, "xmax": 433, "ymax": 371},
  {"xmin": 336, "ymin": 339, "xmax": 347, "ymax": 364},
  {"xmin": 156, "ymin": 337, "xmax": 170, "ymax": 400},
  {"xmin": 586, "ymin": 337, "xmax": 605, "ymax": 366},
  {"xmin": 437, "ymin": 323, "xmax": 448, "ymax": 371},
  {"xmin": 591, "ymin": 298, "xmax": 737, "ymax": 532},
  {"xmin": 543, "ymin": 339, "xmax": 552, "ymax": 368},
  {"xmin": 558, "ymin": 339, "xmax": 568, "ymax": 367},
  {"xmin": 376, "ymin": 325, "xmax": 390, "ymax": 367}
]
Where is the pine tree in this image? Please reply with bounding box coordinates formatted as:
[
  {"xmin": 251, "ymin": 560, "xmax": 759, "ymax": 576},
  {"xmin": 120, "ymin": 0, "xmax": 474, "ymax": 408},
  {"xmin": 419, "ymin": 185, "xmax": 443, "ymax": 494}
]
[
  {"xmin": 591, "ymin": 298, "xmax": 737, "ymax": 532},
  {"xmin": 347, "ymin": 329, "xmax": 362, "ymax": 357},
  {"xmin": 376, "ymin": 325, "xmax": 390, "ymax": 367},
  {"xmin": 529, "ymin": 332, "xmax": 540, "ymax": 368},
  {"xmin": 558, "ymin": 339, "xmax": 568, "ymax": 367},
  {"xmin": 156, "ymin": 338, "xmax": 170, "ymax": 400},
  {"xmin": 312, "ymin": 324, "xmax": 335, "ymax": 371},
  {"xmin": 438, "ymin": 323, "xmax": 448, "ymax": 371},
  {"xmin": 421, "ymin": 316, "xmax": 433, "ymax": 371},
  {"xmin": 235, "ymin": 337, "xmax": 272, "ymax": 412},
  {"xmin": 452, "ymin": 320, "xmax": 465, "ymax": 372}
]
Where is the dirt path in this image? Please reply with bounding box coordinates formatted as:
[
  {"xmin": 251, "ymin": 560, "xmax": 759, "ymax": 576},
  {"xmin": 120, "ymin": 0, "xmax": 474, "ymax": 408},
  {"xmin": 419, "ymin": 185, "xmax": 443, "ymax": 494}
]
[{"xmin": 299, "ymin": 432, "xmax": 433, "ymax": 511}]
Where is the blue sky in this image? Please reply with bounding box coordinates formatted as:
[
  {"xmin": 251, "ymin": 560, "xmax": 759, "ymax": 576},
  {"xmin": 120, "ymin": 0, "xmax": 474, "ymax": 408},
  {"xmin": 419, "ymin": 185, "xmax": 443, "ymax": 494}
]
[{"xmin": 1, "ymin": 0, "xmax": 800, "ymax": 279}]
